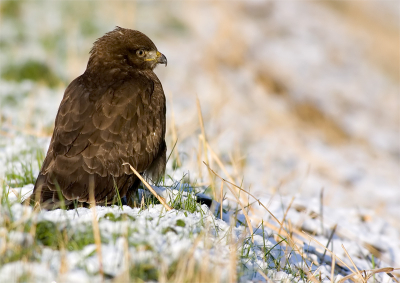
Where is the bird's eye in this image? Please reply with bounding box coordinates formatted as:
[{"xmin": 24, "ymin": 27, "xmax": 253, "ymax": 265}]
[{"xmin": 136, "ymin": 49, "xmax": 145, "ymax": 57}]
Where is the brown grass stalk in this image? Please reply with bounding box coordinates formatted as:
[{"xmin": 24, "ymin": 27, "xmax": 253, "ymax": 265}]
[
  {"xmin": 170, "ymin": 234, "xmax": 203, "ymax": 282},
  {"xmin": 168, "ymin": 92, "xmax": 181, "ymax": 168},
  {"xmin": 122, "ymin": 217, "xmax": 130, "ymax": 281},
  {"xmin": 302, "ymin": 267, "xmax": 322, "ymax": 283},
  {"xmin": 224, "ymin": 182, "xmax": 254, "ymax": 242},
  {"xmin": 337, "ymin": 267, "xmax": 397, "ymax": 283},
  {"xmin": 257, "ymin": 269, "xmax": 274, "ymax": 283},
  {"xmin": 59, "ymin": 230, "xmax": 68, "ymax": 276},
  {"xmin": 123, "ymin": 163, "xmax": 172, "ymax": 211},
  {"xmin": 89, "ymin": 175, "xmax": 104, "ymax": 279},
  {"xmin": 220, "ymin": 181, "xmax": 223, "ymax": 220},
  {"xmin": 204, "ymin": 161, "xmax": 283, "ymax": 227},
  {"xmin": 204, "ymin": 161, "xmax": 318, "ymax": 264},
  {"xmin": 278, "ymin": 196, "xmax": 295, "ymax": 236},
  {"xmin": 341, "ymin": 244, "xmax": 365, "ymax": 282},
  {"xmin": 206, "ymin": 143, "xmax": 236, "ymax": 186},
  {"xmin": 303, "ymin": 232, "xmax": 356, "ymax": 274},
  {"xmin": 331, "ymin": 253, "xmax": 336, "ymax": 283},
  {"xmin": 196, "ymin": 98, "xmax": 218, "ymax": 200}
]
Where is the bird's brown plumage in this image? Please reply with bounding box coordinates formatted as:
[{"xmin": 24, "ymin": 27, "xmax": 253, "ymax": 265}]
[{"xmin": 30, "ymin": 27, "xmax": 167, "ymax": 208}]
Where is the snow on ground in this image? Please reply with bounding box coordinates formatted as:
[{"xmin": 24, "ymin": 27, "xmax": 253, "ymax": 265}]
[
  {"xmin": 1, "ymin": 1, "xmax": 399, "ymax": 282},
  {"xmin": 153, "ymin": 1, "xmax": 400, "ymax": 227},
  {"xmin": 0, "ymin": 181, "xmax": 399, "ymax": 282}
]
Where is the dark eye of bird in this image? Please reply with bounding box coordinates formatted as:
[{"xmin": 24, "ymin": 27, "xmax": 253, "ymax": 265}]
[{"xmin": 136, "ymin": 49, "xmax": 145, "ymax": 57}]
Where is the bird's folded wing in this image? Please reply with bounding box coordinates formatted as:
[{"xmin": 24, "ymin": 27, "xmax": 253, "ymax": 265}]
[{"xmin": 39, "ymin": 73, "xmax": 162, "ymax": 199}]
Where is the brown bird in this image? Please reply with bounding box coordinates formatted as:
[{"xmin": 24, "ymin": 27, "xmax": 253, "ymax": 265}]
[{"xmin": 29, "ymin": 27, "xmax": 167, "ymax": 209}]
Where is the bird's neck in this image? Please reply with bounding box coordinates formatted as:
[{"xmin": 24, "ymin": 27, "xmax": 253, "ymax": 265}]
[
  {"xmin": 84, "ymin": 54, "xmax": 131, "ymax": 85},
  {"xmin": 83, "ymin": 59, "xmax": 158, "ymax": 91}
]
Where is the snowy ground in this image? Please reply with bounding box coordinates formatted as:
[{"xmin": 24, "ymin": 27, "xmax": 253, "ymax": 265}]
[
  {"xmin": 1, "ymin": 1, "xmax": 399, "ymax": 282},
  {"xmin": 0, "ymin": 179, "xmax": 399, "ymax": 282}
]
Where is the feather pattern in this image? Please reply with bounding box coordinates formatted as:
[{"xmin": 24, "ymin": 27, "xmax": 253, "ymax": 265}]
[{"xmin": 29, "ymin": 28, "xmax": 167, "ymax": 208}]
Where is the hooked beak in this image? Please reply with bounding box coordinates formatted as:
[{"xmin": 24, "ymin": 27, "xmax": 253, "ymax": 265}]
[
  {"xmin": 156, "ymin": 51, "xmax": 167, "ymax": 66},
  {"xmin": 145, "ymin": 51, "xmax": 167, "ymax": 67}
]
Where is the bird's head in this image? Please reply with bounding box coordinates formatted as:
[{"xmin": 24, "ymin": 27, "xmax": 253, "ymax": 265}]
[{"xmin": 88, "ymin": 27, "xmax": 167, "ymax": 71}]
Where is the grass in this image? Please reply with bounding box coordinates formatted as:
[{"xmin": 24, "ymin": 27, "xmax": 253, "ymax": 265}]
[
  {"xmin": 1, "ymin": 60, "xmax": 62, "ymax": 88},
  {"xmin": 1, "ymin": 156, "xmax": 399, "ymax": 282},
  {"xmin": 1, "ymin": 107, "xmax": 398, "ymax": 282},
  {"xmin": 1, "ymin": 5, "xmax": 398, "ymax": 279},
  {"xmin": 0, "ymin": 1, "xmax": 21, "ymax": 19},
  {"xmin": 4, "ymin": 146, "xmax": 44, "ymax": 189},
  {"xmin": 0, "ymin": 153, "xmax": 280, "ymax": 282},
  {"xmin": 0, "ymin": 3, "xmax": 398, "ymax": 282}
]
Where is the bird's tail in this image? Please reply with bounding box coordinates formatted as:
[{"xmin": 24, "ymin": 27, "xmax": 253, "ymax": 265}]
[{"xmin": 22, "ymin": 175, "xmax": 74, "ymax": 210}]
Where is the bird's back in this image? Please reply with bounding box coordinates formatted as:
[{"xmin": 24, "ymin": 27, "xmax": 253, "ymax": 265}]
[{"xmin": 31, "ymin": 68, "xmax": 166, "ymax": 208}]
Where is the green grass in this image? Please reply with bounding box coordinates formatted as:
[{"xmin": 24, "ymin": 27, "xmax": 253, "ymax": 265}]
[
  {"xmin": 34, "ymin": 221, "xmax": 101, "ymax": 251},
  {"xmin": 2, "ymin": 60, "xmax": 62, "ymax": 88},
  {"xmin": 5, "ymin": 147, "xmax": 44, "ymax": 190},
  {"xmin": 0, "ymin": 164, "xmax": 225, "ymax": 281},
  {"xmin": 1, "ymin": 146, "xmax": 364, "ymax": 283},
  {"xmin": 0, "ymin": 0, "xmax": 21, "ymax": 19}
]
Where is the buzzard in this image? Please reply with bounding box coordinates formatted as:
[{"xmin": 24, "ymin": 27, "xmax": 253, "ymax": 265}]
[{"xmin": 29, "ymin": 27, "xmax": 167, "ymax": 209}]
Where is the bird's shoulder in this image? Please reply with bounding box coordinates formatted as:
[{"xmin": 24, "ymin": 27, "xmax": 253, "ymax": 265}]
[{"xmin": 42, "ymin": 69, "xmax": 164, "ymax": 175}]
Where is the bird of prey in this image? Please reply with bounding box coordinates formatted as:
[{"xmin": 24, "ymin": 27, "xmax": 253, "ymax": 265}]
[{"xmin": 29, "ymin": 27, "xmax": 167, "ymax": 209}]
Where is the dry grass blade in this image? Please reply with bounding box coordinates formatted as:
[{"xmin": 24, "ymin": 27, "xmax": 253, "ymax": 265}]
[
  {"xmin": 249, "ymin": 212, "xmax": 309, "ymax": 257},
  {"xmin": 303, "ymin": 232, "xmax": 356, "ymax": 274},
  {"xmin": 225, "ymin": 182, "xmax": 254, "ymax": 242},
  {"xmin": 204, "ymin": 162, "xmax": 254, "ymax": 242},
  {"xmin": 338, "ymin": 267, "xmax": 398, "ymax": 283},
  {"xmin": 341, "ymin": 244, "xmax": 364, "ymax": 282},
  {"xmin": 203, "ymin": 161, "xmax": 283, "ymax": 227},
  {"xmin": 278, "ymin": 196, "xmax": 294, "ymax": 236},
  {"xmin": 89, "ymin": 175, "xmax": 104, "ymax": 278},
  {"xmin": 207, "ymin": 143, "xmax": 236, "ymax": 187},
  {"xmin": 10, "ymin": 188, "xmax": 19, "ymax": 199},
  {"xmin": 122, "ymin": 220, "xmax": 130, "ymax": 281},
  {"xmin": 170, "ymin": 233, "xmax": 203, "ymax": 282},
  {"xmin": 331, "ymin": 253, "xmax": 336, "ymax": 283},
  {"xmin": 59, "ymin": 230, "xmax": 68, "ymax": 275},
  {"xmin": 220, "ymin": 181, "xmax": 223, "ymax": 220},
  {"xmin": 337, "ymin": 273, "xmax": 358, "ymax": 283},
  {"xmin": 322, "ymin": 224, "xmax": 337, "ymax": 261},
  {"xmin": 196, "ymin": 97, "xmax": 208, "ymax": 148},
  {"xmin": 196, "ymin": 98, "xmax": 216, "ymax": 199},
  {"xmin": 204, "ymin": 161, "xmax": 313, "ymax": 266},
  {"xmin": 123, "ymin": 162, "xmax": 172, "ymax": 211},
  {"xmin": 257, "ymin": 269, "xmax": 274, "ymax": 283},
  {"xmin": 387, "ymin": 271, "xmax": 400, "ymax": 283},
  {"xmin": 168, "ymin": 92, "xmax": 181, "ymax": 168},
  {"xmin": 302, "ymin": 267, "xmax": 321, "ymax": 283},
  {"xmin": 369, "ymin": 267, "xmax": 394, "ymax": 274}
]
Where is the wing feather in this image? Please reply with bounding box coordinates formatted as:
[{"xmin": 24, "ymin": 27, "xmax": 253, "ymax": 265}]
[{"xmin": 32, "ymin": 70, "xmax": 166, "ymax": 205}]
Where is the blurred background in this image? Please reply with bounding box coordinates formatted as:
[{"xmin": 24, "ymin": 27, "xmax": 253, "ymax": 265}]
[{"xmin": 1, "ymin": 1, "xmax": 399, "ymax": 228}]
